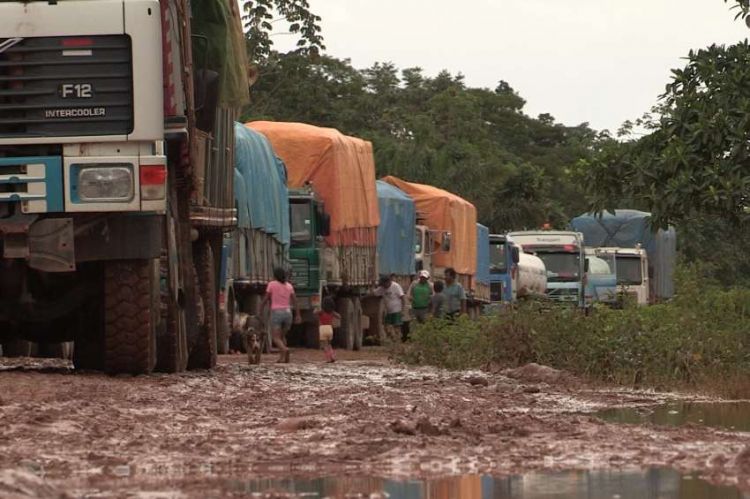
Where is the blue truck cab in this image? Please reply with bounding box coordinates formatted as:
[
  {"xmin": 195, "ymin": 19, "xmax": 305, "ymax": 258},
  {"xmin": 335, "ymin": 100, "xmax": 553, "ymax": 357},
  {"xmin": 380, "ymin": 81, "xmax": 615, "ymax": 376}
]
[
  {"xmin": 584, "ymin": 248, "xmax": 617, "ymax": 307},
  {"xmin": 488, "ymin": 234, "xmax": 520, "ymax": 303}
]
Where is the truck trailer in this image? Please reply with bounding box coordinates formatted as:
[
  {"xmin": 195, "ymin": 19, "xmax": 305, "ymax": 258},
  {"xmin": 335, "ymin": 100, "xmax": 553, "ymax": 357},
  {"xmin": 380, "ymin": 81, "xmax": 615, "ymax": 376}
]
[
  {"xmin": 247, "ymin": 121, "xmax": 379, "ymax": 350},
  {"xmin": 508, "ymin": 231, "xmax": 587, "ymax": 307},
  {"xmin": 382, "ymin": 177, "xmax": 486, "ymax": 316},
  {"xmin": 218, "ymin": 123, "xmax": 289, "ymax": 353},
  {"xmin": 570, "ymin": 210, "xmax": 676, "ymax": 302},
  {"xmin": 0, "ymin": 0, "xmax": 249, "ymax": 372}
]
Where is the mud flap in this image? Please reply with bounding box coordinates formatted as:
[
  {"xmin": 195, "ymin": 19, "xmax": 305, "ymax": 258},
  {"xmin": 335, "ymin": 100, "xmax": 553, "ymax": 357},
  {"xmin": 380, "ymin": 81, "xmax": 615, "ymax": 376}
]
[{"xmin": 28, "ymin": 218, "xmax": 75, "ymax": 272}]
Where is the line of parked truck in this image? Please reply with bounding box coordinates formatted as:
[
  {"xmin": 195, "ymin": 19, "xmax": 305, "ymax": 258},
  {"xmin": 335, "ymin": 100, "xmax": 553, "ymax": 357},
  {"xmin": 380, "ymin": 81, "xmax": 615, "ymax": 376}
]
[{"xmin": 0, "ymin": 0, "xmax": 677, "ymax": 372}]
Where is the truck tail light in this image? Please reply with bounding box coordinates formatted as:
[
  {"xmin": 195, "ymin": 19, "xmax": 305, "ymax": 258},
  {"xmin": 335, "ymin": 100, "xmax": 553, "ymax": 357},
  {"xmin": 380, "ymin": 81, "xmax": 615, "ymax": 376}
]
[{"xmin": 140, "ymin": 165, "xmax": 166, "ymax": 200}]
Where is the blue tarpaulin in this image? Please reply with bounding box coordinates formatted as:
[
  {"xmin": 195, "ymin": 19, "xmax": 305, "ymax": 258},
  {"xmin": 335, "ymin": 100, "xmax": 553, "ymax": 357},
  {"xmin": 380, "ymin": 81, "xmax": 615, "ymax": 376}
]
[
  {"xmin": 234, "ymin": 123, "xmax": 290, "ymax": 246},
  {"xmin": 376, "ymin": 180, "xmax": 416, "ymax": 277},
  {"xmin": 476, "ymin": 224, "xmax": 490, "ymax": 285},
  {"xmin": 570, "ymin": 210, "xmax": 676, "ymax": 299}
]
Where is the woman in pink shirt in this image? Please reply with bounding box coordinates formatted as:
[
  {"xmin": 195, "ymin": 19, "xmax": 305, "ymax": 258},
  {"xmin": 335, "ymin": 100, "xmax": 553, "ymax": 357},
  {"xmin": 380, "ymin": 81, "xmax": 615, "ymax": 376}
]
[{"xmin": 261, "ymin": 267, "xmax": 301, "ymax": 363}]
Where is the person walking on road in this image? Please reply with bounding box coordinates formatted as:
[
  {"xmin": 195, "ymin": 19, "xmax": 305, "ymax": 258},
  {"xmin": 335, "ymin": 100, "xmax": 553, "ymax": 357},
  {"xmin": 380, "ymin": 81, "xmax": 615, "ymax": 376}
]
[
  {"xmin": 262, "ymin": 267, "xmax": 301, "ymax": 363},
  {"xmin": 374, "ymin": 275, "xmax": 405, "ymax": 341},
  {"xmin": 316, "ymin": 297, "xmax": 340, "ymax": 363},
  {"xmin": 443, "ymin": 267, "xmax": 467, "ymax": 319},
  {"xmin": 408, "ymin": 270, "xmax": 433, "ymax": 324}
]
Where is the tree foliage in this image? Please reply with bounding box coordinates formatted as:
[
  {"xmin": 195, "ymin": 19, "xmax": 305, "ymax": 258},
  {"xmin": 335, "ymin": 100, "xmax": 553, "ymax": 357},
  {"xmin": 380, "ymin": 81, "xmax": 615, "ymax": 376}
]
[
  {"xmin": 242, "ymin": 0, "xmax": 324, "ymax": 61},
  {"xmin": 586, "ymin": 42, "xmax": 750, "ymax": 228},
  {"xmin": 243, "ymin": 53, "xmax": 599, "ymax": 231}
]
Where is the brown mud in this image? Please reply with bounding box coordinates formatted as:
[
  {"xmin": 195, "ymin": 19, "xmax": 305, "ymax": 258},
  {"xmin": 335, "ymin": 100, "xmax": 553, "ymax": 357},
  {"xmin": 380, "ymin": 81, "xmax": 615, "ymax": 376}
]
[{"xmin": 0, "ymin": 348, "xmax": 749, "ymax": 498}]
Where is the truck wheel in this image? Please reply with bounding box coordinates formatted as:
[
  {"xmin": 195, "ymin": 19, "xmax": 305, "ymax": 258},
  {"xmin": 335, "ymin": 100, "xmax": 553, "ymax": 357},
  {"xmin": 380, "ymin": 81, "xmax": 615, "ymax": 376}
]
[
  {"xmin": 104, "ymin": 259, "xmax": 159, "ymax": 374},
  {"xmin": 188, "ymin": 240, "xmax": 218, "ymax": 370},
  {"xmin": 1, "ymin": 339, "xmax": 32, "ymax": 357},
  {"xmin": 336, "ymin": 298, "xmax": 355, "ymax": 351},
  {"xmin": 353, "ymin": 298, "xmax": 363, "ymax": 351},
  {"xmin": 305, "ymin": 320, "xmax": 321, "ymax": 349}
]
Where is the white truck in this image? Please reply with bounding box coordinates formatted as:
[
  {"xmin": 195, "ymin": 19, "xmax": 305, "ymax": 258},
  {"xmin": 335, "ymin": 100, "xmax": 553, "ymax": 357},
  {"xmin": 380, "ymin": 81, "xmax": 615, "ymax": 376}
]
[
  {"xmin": 0, "ymin": 0, "xmax": 248, "ymax": 372},
  {"xmin": 596, "ymin": 247, "xmax": 650, "ymax": 306}
]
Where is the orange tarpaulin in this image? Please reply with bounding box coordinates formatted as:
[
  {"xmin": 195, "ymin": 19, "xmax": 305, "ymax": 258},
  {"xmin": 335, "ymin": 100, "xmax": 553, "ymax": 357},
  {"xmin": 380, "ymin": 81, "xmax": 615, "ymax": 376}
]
[
  {"xmin": 247, "ymin": 121, "xmax": 379, "ymax": 247},
  {"xmin": 382, "ymin": 176, "xmax": 477, "ymax": 276}
]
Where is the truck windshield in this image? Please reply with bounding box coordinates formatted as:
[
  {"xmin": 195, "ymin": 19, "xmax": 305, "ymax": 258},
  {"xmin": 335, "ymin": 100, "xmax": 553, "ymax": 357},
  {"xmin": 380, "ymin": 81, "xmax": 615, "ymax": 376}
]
[
  {"xmin": 616, "ymin": 256, "xmax": 643, "ymax": 285},
  {"xmin": 490, "ymin": 243, "xmax": 507, "ymax": 274},
  {"xmin": 290, "ymin": 202, "xmax": 312, "ymax": 247},
  {"xmin": 537, "ymin": 252, "xmax": 580, "ymax": 282}
]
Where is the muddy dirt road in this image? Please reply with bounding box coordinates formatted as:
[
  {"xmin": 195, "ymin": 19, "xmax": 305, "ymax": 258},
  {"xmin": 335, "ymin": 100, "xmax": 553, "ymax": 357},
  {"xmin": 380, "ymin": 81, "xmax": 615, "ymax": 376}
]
[{"xmin": 1, "ymin": 348, "xmax": 749, "ymax": 498}]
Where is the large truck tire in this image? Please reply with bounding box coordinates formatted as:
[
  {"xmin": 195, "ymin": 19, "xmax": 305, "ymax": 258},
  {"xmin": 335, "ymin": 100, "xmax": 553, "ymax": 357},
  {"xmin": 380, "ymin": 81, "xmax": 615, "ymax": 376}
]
[
  {"xmin": 103, "ymin": 259, "xmax": 159, "ymax": 375},
  {"xmin": 353, "ymin": 298, "xmax": 363, "ymax": 351},
  {"xmin": 188, "ymin": 240, "xmax": 218, "ymax": 370},
  {"xmin": 336, "ymin": 298, "xmax": 355, "ymax": 351},
  {"xmin": 1, "ymin": 339, "xmax": 32, "ymax": 357}
]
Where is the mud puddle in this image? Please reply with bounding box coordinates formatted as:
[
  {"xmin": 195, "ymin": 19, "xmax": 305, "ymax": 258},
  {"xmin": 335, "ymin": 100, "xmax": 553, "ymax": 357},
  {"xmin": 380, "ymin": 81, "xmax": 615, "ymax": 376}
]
[
  {"xmin": 231, "ymin": 468, "xmax": 748, "ymax": 498},
  {"xmin": 597, "ymin": 402, "xmax": 750, "ymax": 432}
]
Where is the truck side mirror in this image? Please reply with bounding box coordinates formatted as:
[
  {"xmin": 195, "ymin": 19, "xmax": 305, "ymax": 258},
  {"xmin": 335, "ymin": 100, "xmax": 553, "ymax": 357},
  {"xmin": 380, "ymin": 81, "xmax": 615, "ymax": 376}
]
[
  {"xmin": 584, "ymin": 258, "xmax": 590, "ymax": 273},
  {"xmin": 441, "ymin": 232, "xmax": 452, "ymax": 252},
  {"xmin": 511, "ymin": 246, "xmax": 520, "ymax": 264}
]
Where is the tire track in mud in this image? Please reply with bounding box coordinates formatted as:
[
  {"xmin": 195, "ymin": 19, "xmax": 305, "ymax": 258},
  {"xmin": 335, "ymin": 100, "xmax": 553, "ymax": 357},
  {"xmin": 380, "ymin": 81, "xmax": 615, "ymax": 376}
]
[{"xmin": 0, "ymin": 353, "xmax": 749, "ymax": 497}]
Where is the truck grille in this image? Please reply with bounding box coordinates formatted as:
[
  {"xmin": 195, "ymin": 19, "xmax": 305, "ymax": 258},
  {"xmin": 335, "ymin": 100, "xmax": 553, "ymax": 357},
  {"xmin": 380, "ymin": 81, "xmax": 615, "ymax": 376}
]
[
  {"xmin": 0, "ymin": 35, "xmax": 133, "ymax": 139},
  {"xmin": 490, "ymin": 282, "xmax": 503, "ymax": 302},
  {"xmin": 290, "ymin": 259, "xmax": 310, "ymax": 289}
]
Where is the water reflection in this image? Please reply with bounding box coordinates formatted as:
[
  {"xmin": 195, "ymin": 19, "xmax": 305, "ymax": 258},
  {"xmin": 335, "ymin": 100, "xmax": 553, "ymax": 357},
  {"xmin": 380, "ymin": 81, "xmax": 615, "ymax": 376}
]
[
  {"xmin": 234, "ymin": 468, "xmax": 748, "ymax": 498},
  {"xmin": 597, "ymin": 401, "xmax": 750, "ymax": 432}
]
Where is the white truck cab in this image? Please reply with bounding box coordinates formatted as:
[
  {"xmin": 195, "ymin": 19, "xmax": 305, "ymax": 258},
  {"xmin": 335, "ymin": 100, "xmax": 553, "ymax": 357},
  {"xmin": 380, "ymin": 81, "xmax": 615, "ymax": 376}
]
[{"xmin": 597, "ymin": 247, "xmax": 649, "ymax": 305}]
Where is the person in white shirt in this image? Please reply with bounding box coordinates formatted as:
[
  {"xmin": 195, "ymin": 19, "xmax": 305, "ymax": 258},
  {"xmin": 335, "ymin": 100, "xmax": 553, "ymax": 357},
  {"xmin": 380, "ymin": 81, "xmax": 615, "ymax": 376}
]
[{"xmin": 374, "ymin": 275, "xmax": 405, "ymax": 341}]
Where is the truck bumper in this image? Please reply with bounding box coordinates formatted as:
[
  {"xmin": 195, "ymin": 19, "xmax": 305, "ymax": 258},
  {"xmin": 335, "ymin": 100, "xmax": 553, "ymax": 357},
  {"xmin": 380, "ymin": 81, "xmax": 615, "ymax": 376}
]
[{"xmin": 0, "ymin": 213, "xmax": 162, "ymax": 272}]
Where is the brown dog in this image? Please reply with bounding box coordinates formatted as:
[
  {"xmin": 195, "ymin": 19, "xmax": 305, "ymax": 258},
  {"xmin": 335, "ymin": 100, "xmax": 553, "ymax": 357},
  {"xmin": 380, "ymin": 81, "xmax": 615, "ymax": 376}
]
[{"xmin": 237, "ymin": 313, "xmax": 263, "ymax": 365}]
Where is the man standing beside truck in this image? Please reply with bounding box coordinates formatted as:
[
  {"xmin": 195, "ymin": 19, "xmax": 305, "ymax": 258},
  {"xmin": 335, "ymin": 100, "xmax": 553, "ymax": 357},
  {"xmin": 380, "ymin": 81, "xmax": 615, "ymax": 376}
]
[
  {"xmin": 444, "ymin": 268, "xmax": 467, "ymax": 318},
  {"xmin": 408, "ymin": 270, "xmax": 433, "ymax": 324},
  {"xmin": 375, "ymin": 275, "xmax": 406, "ymax": 341}
]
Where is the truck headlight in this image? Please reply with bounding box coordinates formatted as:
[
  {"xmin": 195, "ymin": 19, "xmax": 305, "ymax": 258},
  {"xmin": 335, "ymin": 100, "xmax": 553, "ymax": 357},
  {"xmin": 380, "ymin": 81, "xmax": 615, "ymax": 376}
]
[{"xmin": 78, "ymin": 166, "xmax": 134, "ymax": 202}]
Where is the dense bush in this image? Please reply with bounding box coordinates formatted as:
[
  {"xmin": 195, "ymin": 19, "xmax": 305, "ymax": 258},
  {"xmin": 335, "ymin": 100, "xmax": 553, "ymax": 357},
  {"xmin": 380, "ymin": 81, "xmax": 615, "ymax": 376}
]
[{"xmin": 394, "ymin": 267, "xmax": 750, "ymax": 395}]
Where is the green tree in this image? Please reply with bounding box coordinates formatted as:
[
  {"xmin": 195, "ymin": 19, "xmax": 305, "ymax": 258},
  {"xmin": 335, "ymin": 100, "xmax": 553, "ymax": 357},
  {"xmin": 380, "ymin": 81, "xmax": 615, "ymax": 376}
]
[{"xmin": 242, "ymin": 0, "xmax": 324, "ymax": 61}]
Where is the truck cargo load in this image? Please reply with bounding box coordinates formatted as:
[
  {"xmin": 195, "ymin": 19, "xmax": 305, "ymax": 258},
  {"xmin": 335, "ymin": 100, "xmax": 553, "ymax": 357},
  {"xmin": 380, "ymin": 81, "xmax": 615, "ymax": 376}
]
[
  {"xmin": 247, "ymin": 121, "xmax": 379, "ymax": 246},
  {"xmin": 232, "ymin": 123, "xmax": 289, "ymax": 282},
  {"xmin": 376, "ymin": 180, "xmax": 416, "ymax": 278},
  {"xmin": 218, "ymin": 124, "xmax": 290, "ymax": 354},
  {"xmin": 247, "ymin": 121, "xmax": 379, "ymax": 351},
  {"xmin": 381, "ymin": 176, "xmax": 477, "ymax": 278},
  {"xmin": 570, "ymin": 210, "xmax": 676, "ymax": 301}
]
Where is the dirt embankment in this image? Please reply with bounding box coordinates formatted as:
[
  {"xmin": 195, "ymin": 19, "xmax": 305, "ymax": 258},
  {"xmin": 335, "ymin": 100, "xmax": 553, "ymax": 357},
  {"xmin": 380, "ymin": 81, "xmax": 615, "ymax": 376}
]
[{"xmin": 0, "ymin": 350, "xmax": 748, "ymax": 498}]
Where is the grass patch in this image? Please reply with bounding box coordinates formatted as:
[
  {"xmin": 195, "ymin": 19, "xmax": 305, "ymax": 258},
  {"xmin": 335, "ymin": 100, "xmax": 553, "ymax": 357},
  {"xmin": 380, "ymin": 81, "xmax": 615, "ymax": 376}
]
[{"xmin": 393, "ymin": 266, "xmax": 750, "ymax": 397}]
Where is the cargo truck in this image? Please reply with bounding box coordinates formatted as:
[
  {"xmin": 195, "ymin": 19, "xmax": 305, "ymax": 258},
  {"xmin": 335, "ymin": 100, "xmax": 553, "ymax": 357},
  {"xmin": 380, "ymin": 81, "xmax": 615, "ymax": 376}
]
[
  {"xmin": 570, "ymin": 210, "xmax": 676, "ymax": 302},
  {"xmin": 382, "ymin": 177, "xmax": 487, "ymax": 316},
  {"xmin": 0, "ymin": 0, "xmax": 249, "ymax": 372},
  {"xmin": 508, "ymin": 231, "xmax": 587, "ymax": 307},
  {"xmin": 247, "ymin": 122, "xmax": 379, "ymax": 350},
  {"xmin": 217, "ymin": 123, "xmax": 289, "ymax": 353},
  {"xmin": 489, "ymin": 234, "xmax": 546, "ymax": 304},
  {"xmin": 363, "ymin": 180, "xmax": 416, "ymax": 342},
  {"xmin": 595, "ymin": 246, "xmax": 650, "ymax": 305}
]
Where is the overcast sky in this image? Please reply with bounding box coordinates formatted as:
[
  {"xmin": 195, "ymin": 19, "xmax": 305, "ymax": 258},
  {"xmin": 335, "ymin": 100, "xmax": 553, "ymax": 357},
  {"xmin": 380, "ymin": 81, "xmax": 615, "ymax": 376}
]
[{"xmin": 272, "ymin": 0, "xmax": 750, "ymax": 132}]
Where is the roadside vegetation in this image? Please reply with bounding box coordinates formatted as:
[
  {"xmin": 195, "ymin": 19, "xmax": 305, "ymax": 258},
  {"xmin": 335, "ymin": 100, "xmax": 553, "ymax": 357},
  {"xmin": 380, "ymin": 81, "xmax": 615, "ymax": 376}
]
[{"xmin": 394, "ymin": 265, "xmax": 750, "ymax": 398}]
